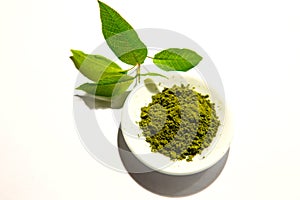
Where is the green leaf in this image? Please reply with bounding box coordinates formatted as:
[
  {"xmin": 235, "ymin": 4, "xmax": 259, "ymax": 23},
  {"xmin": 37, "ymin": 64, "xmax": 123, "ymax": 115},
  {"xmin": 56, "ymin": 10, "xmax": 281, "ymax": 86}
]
[
  {"xmin": 70, "ymin": 49, "xmax": 126, "ymax": 82},
  {"xmin": 144, "ymin": 78, "xmax": 160, "ymax": 94},
  {"xmin": 76, "ymin": 74, "xmax": 134, "ymax": 97},
  {"xmin": 98, "ymin": 1, "xmax": 147, "ymax": 66},
  {"xmin": 153, "ymin": 48, "xmax": 203, "ymax": 71},
  {"xmin": 140, "ymin": 73, "xmax": 168, "ymax": 79}
]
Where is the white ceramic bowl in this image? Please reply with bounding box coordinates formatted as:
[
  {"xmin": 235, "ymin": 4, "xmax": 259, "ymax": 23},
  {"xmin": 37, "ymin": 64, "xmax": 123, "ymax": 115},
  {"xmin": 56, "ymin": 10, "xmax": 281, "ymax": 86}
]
[{"xmin": 121, "ymin": 72, "xmax": 233, "ymax": 175}]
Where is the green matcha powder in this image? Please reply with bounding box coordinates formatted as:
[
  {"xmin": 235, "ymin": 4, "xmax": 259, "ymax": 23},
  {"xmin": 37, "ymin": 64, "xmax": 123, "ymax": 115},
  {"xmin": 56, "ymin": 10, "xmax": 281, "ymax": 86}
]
[{"xmin": 139, "ymin": 85, "xmax": 220, "ymax": 162}]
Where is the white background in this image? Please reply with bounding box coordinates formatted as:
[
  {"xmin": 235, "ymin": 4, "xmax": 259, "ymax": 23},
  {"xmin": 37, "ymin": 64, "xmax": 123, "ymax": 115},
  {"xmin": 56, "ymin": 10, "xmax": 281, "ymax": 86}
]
[{"xmin": 1, "ymin": 0, "xmax": 300, "ymax": 199}]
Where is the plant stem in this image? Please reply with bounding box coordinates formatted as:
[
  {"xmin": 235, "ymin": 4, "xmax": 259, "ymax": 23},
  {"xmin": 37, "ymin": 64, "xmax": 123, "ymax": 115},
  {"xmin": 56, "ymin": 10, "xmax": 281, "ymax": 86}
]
[
  {"xmin": 137, "ymin": 63, "xmax": 141, "ymax": 83},
  {"xmin": 147, "ymin": 56, "xmax": 154, "ymax": 59}
]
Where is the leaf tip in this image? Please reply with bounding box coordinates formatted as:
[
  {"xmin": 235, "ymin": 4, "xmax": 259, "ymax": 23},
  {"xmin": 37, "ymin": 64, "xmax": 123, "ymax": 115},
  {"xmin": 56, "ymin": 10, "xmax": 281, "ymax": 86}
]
[
  {"xmin": 75, "ymin": 85, "xmax": 82, "ymax": 90},
  {"xmin": 70, "ymin": 49, "xmax": 83, "ymax": 56},
  {"xmin": 98, "ymin": 0, "xmax": 106, "ymax": 8},
  {"xmin": 76, "ymin": 83, "xmax": 87, "ymax": 90}
]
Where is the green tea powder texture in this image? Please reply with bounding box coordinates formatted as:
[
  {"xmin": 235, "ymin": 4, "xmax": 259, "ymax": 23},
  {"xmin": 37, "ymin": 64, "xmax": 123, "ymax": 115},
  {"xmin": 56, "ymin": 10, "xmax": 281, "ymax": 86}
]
[{"xmin": 139, "ymin": 85, "xmax": 220, "ymax": 161}]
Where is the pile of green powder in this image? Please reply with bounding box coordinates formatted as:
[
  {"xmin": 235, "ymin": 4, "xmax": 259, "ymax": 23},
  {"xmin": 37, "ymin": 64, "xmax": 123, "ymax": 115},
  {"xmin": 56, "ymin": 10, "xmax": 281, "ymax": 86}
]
[{"xmin": 138, "ymin": 85, "xmax": 220, "ymax": 162}]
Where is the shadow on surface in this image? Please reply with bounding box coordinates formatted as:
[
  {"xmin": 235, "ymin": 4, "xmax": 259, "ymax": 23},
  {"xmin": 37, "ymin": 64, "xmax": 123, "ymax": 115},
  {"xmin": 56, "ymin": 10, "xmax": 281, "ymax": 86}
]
[
  {"xmin": 117, "ymin": 127, "xmax": 229, "ymax": 197},
  {"xmin": 75, "ymin": 92, "xmax": 130, "ymax": 109}
]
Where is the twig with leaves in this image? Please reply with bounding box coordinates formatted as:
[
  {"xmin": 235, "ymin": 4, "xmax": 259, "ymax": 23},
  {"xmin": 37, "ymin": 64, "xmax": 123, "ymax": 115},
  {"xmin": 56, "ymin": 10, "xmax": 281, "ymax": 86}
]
[{"xmin": 70, "ymin": 1, "xmax": 203, "ymax": 97}]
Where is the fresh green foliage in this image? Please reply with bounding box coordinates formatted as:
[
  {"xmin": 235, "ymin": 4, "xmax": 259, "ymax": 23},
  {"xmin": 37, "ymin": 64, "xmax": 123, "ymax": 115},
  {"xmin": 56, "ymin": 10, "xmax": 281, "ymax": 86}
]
[
  {"xmin": 153, "ymin": 48, "xmax": 202, "ymax": 71},
  {"xmin": 98, "ymin": 1, "xmax": 147, "ymax": 66},
  {"xmin": 139, "ymin": 85, "xmax": 220, "ymax": 161},
  {"xmin": 71, "ymin": 1, "xmax": 203, "ymax": 98},
  {"xmin": 70, "ymin": 50, "xmax": 125, "ymax": 82},
  {"xmin": 77, "ymin": 74, "xmax": 134, "ymax": 97}
]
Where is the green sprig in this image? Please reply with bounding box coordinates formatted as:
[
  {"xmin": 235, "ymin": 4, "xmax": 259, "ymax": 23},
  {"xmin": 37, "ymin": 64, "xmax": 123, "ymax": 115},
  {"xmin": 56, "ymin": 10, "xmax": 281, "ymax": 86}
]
[{"xmin": 70, "ymin": 1, "xmax": 203, "ymax": 98}]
